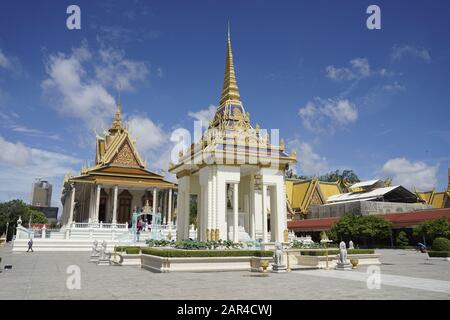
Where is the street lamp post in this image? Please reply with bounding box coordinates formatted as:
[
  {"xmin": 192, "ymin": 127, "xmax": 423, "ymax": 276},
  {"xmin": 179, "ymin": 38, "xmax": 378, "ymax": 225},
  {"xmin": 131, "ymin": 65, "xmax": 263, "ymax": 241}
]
[{"xmin": 320, "ymin": 232, "xmax": 333, "ymax": 270}]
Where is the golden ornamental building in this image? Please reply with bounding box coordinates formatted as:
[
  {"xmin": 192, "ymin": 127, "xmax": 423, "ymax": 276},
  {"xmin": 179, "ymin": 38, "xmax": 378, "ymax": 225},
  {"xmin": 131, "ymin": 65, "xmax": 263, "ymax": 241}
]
[
  {"xmin": 169, "ymin": 28, "xmax": 297, "ymax": 244},
  {"xmin": 60, "ymin": 97, "xmax": 177, "ymax": 228},
  {"xmin": 415, "ymin": 167, "xmax": 450, "ymax": 209}
]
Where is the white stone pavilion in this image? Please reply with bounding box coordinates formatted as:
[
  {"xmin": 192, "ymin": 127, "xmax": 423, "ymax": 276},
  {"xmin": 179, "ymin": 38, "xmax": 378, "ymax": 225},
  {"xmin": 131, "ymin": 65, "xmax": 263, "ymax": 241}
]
[{"xmin": 169, "ymin": 29, "xmax": 297, "ymax": 244}]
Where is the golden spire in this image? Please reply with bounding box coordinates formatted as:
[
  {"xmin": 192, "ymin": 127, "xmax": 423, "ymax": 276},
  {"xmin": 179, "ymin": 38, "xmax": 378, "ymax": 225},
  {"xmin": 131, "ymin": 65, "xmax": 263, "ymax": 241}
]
[
  {"xmin": 219, "ymin": 22, "xmax": 241, "ymax": 106},
  {"xmin": 109, "ymin": 92, "xmax": 124, "ymax": 133}
]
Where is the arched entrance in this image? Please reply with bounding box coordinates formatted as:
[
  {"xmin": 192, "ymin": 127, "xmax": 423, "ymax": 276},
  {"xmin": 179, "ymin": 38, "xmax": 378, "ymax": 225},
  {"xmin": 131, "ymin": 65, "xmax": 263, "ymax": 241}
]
[{"xmin": 118, "ymin": 190, "xmax": 132, "ymax": 223}]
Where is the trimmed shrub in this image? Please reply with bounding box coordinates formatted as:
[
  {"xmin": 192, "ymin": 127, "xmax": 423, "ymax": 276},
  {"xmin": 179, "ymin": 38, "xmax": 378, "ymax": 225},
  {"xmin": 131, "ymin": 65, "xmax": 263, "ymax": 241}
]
[
  {"xmin": 431, "ymin": 237, "xmax": 450, "ymax": 251},
  {"xmin": 428, "ymin": 251, "xmax": 450, "ymax": 258},
  {"xmin": 125, "ymin": 247, "xmax": 141, "ymax": 254},
  {"xmin": 141, "ymin": 248, "xmax": 273, "ymax": 258},
  {"xmin": 114, "ymin": 246, "xmax": 140, "ymax": 252},
  {"xmin": 299, "ymin": 249, "xmax": 375, "ymax": 256},
  {"xmin": 396, "ymin": 231, "xmax": 409, "ymax": 248}
]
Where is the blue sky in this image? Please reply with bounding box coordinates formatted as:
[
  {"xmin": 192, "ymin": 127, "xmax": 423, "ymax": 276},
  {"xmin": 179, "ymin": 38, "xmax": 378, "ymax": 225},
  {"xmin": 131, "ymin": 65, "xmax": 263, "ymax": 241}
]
[{"xmin": 0, "ymin": 0, "xmax": 449, "ymax": 207}]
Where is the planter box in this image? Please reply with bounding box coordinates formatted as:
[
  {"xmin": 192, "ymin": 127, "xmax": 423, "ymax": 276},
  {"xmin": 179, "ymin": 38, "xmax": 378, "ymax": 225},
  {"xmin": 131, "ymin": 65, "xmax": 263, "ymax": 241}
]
[
  {"xmin": 141, "ymin": 254, "xmax": 257, "ymax": 273},
  {"xmin": 427, "ymin": 256, "xmax": 450, "ymax": 261},
  {"xmin": 348, "ymin": 254, "xmax": 381, "ymax": 265},
  {"xmin": 296, "ymin": 255, "xmax": 337, "ymax": 269},
  {"xmin": 250, "ymin": 256, "xmax": 274, "ymax": 272},
  {"xmin": 295, "ymin": 253, "xmax": 381, "ymax": 269},
  {"xmin": 121, "ymin": 253, "xmax": 142, "ymax": 266}
]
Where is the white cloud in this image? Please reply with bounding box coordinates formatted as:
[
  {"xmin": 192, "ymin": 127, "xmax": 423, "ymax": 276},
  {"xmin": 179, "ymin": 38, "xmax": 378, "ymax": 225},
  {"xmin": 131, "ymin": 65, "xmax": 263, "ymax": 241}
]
[
  {"xmin": 382, "ymin": 158, "xmax": 438, "ymax": 190},
  {"xmin": 0, "ymin": 136, "xmax": 30, "ymax": 166},
  {"xmin": 188, "ymin": 104, "xmax": 217, "ymax": 128},
  {"xmin": 288, "ymin": 138, "xmax": 329, "ymax": 176},
  {"xmin": 0, "ymin": 49, "xmax": 10, "ymax": 68},
  {"xmin": 127, "ymin": 115, "xmax": 167, "ymax": 153},
  {"xmin": 0, "ymin": 135, "xmax": 81, "ymax": 207},
  {"xmin": 326, "ymin": 58, "xmax": 371, "ymax": 81},
  {"xmin": 326, "ymin": 57, "xmax": 395, "ymax": 82},
  {"xmin": 96, "ymin": 47, "xmax": 149, "ymax": 91},
  {"xmin": 41, "ymin": 44, "xmax": 149, "ymax": 131},
  {"xmin": 298, "ymin": 98, "xmax": 358, "ymax": 133},
  {"xmin": 391, "ymin": 45, "xmax": 431, "ymax": 63},
  {"xmin": 382, "ymin": 82, "xmax": 406, "ymax": 92}
]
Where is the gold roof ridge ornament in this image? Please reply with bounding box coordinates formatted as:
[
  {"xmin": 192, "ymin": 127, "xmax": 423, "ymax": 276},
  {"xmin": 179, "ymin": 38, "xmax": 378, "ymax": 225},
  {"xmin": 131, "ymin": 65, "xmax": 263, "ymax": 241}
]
[
  {"xmin": 109, "ymin": 91, "xmax": 125, "ymax": 134},
  {"xmin": 219, "ymin": 22, "xmax": 241, "ymax": 106}
]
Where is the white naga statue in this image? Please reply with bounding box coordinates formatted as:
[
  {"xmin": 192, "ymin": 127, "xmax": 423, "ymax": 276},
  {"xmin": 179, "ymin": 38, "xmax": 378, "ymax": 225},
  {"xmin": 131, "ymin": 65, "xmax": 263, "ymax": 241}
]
[
  {"xmin": 338, "ymin": 241, "xmax": 348, "ymax": 264},
  {"xmin": 274, "ymin": 242, "xmax": 284, "ymax": 266},
  {"xmin": 100, "ymin": 240, "xmax": 111, "ymax": 260}
]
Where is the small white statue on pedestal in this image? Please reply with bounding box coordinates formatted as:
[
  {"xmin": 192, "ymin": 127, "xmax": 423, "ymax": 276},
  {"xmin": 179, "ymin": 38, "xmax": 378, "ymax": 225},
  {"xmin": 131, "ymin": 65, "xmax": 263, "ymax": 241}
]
[
  {"xmin": 349, "ymin": 240, "xmax": 354, "ymax": 249},
  {"xmin": 335, "ymin": 241, "xmax": 352, "ymax": 271},
  {"xmin": 90, "ymin": 240, "xmax": 100, "ymax": 262},
  {"xmin": 272, "ymin": 242, "xmax": 287, "ymax": 273}
]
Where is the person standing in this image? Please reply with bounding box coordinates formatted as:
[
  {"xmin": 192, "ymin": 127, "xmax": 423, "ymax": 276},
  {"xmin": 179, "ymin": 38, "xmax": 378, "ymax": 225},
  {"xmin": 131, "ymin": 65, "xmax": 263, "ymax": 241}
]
[{"xmin": 27, "ymin": 238, "xmax": 34, "ymax": 252}]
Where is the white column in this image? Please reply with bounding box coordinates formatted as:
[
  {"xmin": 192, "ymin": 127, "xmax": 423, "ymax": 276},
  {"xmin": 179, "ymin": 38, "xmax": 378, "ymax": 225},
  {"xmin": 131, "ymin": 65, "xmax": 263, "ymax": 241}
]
[
  {"xmin": 168, "ymin": 189, "xmax": 173, "ymax": 225},
  {"xmin": 153, "ymin": 188, "xmax": 157, "ymax": 214},
  {"xmin": 262, "ymin": 184, "xmax": 268, "ymax": 243},
  {"xmin": 163, "ymin": 190, "xmax": 168, "ymax": 224},
  {"xmin": 184, "ymin": 190, "xmax": 190, "ymax": 239},
  {"xmin": 176, "ymin": 191, "xmax": 184, "ymax": 240},
  {"xmin": 95, "ymin": 184, "xmax": 101, "ymax": 223},
  {"xmin": 233, "ymin": 183, "xmax": 239, "ymax": 243},
  {"xmin": 68, "ymin": 184, "xmax": 76, "ymax": 225},
  {"xmin": 112, "ymin": 186, "xmax": 118, "ymax": 224}
]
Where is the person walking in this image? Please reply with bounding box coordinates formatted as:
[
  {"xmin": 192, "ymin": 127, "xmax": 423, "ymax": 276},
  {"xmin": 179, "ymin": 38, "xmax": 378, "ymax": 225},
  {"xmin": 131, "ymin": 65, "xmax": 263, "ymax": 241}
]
[{"xmin": 27, "ymin": 238, "xmax": 34, "ymax": 252}]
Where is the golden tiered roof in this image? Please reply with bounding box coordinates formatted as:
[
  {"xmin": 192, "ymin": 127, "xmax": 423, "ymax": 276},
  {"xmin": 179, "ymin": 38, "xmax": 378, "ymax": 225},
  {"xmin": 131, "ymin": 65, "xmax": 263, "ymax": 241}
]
[
  {"xmin": 169, "ymin": 26, "xmax": 296, "ymax": 177},
  {"xmin": 66, "ymin": 96, "xmax": 175, "ymax": 189},
  {"xmin": 219, "ymin": 26, "xmax": 241, "ymax": 106},
  {"xmin": 415, "ymin": 167, "xmax": 450, "ymax": 209},
  {"xmin": 286, "ymin": 178, "xmax": 342, "ymax": 215}
]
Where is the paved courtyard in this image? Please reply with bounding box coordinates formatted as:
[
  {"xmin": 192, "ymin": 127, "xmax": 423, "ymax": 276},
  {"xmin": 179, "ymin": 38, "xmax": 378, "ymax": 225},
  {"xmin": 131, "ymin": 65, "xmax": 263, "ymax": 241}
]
[{"xmin": 0, "ymin": 244, "xmax": 449, "ymax": 300}]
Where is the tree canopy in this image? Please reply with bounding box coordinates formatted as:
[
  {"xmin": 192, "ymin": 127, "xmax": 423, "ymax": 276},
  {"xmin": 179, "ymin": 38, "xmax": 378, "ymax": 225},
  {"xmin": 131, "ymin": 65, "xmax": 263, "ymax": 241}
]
[
  {"xmin": 0, "ymin": 199, "xmax": 48, "ymax": 241},
  {"xmin": 286, "ymin": 168, "xmax": 360, "ymax": 184},
  {"xmin": 329, "ymin": 214, "xmax": 392, "ymax": 247},
  {"xmin": 413, "ymin": 217, "xmax": 450, "ymax": 244}
]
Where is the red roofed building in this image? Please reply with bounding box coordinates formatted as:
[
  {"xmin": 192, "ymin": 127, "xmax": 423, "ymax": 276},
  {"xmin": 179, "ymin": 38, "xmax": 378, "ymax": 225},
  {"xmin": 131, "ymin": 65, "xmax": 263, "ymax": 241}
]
[{"xmin": 288, "ymin": 208, "xmax": 450, "ymax": 233}]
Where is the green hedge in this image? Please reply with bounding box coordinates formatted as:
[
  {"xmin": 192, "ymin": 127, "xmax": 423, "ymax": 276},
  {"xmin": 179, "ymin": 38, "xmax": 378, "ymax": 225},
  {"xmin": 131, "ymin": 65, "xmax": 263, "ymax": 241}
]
[
  {"xmin": 431, "ymin": 238, "xmax": 450, "ymax": 251},
  {"xmin": 125, "ymin": 247, "xmax": 141, "ymax": 254},
  {"xmin": 428, "ymin": 251, "xmax": 450, "ymax": 258},
  {"xmin": 141, "ymin": 248, "xmax": 273, "ymax": 258},
  {"xmin": 299, "ymin": 249, "xmax": 375, "ymax": 256},
  {"xmin": 114, "ymin": 246, "xmax": 141, "ymax": 252}
]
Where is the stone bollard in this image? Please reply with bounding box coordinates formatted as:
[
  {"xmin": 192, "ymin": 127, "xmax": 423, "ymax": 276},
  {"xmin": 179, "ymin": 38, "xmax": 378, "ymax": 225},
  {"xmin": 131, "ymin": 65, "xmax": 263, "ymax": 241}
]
[{"xmin": 41, "ymin": 225, "xmax": 46, "ymax": 239}]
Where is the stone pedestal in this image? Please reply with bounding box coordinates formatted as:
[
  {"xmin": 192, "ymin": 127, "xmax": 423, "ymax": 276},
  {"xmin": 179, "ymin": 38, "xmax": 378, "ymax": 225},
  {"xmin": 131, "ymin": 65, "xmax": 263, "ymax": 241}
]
[
  {"xmin": 90, "ymin": 255, "xmax": 100, "ymax": 262},
  {"xmin": 97, "ymin": 259, "xmax": 110, "ymax": 266},
  {"xmin": 272, "ymin": 264, "xmax": 287, "ymax": 273},
  {"xmin": 335, "ymin": 262, "xmax": 352, "ymax": 271}
]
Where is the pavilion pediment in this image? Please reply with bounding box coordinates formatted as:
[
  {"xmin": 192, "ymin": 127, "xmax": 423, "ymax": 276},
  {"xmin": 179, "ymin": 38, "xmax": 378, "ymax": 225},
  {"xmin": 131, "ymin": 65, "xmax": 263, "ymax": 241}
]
[{"xmin": 111, "ymin": 140, "xmax": 141, "ymax": 168}]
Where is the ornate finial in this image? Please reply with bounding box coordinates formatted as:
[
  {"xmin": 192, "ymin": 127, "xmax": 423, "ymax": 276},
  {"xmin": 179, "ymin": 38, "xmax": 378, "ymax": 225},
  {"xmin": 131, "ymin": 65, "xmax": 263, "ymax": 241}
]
[
  {"xmin": 219, "ymin": 22, "xmax": 241, "ymax": 106},
  {"xmin": 255, "ymin": 123, "xmax": 260, "ymax": 133},
  {"xmin": 290, "ymin": 149, "xmax": 297, "ymax": 158},
  {"xmin": 280, "ymin": 139, "xmax": 285, "ymax": 149},
  {"xmin": 109, "ymin": 91, "xmax": 125, "ymax": 133}
]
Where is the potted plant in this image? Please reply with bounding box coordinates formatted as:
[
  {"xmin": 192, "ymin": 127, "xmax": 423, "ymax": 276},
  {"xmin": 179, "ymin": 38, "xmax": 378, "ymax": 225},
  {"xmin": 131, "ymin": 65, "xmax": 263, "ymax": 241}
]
[
  {"xmin": 260, "ymin": 260, "xmax": 269, "ymax": 273},
  {"xmin": 350, "ymin": 258, "xmax": 359, "ymax": 269}
]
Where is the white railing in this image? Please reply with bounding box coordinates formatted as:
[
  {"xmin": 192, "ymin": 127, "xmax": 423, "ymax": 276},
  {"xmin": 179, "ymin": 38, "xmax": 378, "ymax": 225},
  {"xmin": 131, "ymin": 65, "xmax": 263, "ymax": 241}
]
[{"xmin": 71, "ymin": 222, "xmax": 128, "ymax": 229}]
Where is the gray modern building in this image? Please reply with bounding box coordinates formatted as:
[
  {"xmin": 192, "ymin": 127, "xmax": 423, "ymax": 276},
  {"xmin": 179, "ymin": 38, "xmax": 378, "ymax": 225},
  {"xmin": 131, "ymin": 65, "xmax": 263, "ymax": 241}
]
[{"xmin": 31, "ymin": 179, "xmax": 52, "ymax": 207}]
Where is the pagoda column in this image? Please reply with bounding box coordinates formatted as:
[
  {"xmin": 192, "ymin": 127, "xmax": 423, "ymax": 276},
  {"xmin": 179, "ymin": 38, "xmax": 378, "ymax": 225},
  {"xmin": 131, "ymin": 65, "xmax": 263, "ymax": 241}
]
[
  {"xmin": 112, "ymin": 186, "xmax": 118, "ymax": 225},
  {"xmin": 95, "ymin": 184, "xmax": 101, "ymax": 223},
  {"xmin": 152, "ymin": 188, "xmax": 157, "ymax": 215},
  {"xmin": 168, "ymin": 189, "xmax": 173, "ymax": 225},
  {"xmin": 262, "ymin": 184, "xmax": 268, "ymax": 243},
  {"xmin": 68, "ymin": 184, "xmax": 76, "ymax": 226},
  {"xmin": 233, "ymin": 183, "xmax": 239, "ymax": 243}
]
